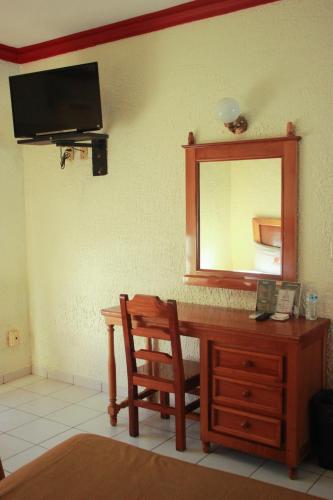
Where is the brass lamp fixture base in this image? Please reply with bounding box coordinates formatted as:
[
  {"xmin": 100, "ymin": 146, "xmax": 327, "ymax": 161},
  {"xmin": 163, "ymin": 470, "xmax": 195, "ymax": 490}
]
[{"xmin": 224, "ymin": 115, "xmax": 248, "ymax": 134}]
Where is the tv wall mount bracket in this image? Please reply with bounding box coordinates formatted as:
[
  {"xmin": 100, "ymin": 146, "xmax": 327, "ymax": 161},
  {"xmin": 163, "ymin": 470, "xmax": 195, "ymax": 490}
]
[{"xmin": 17, "ymin": 132, "xmax": 109, "ymax": 176}]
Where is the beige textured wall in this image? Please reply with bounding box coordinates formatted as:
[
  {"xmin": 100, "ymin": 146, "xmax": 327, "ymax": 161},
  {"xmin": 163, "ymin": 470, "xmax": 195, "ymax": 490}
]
[
  {"xmin": 21, "ymin": 0, "xmax": 333, "ymax": 387},
  {"xmin": 0, "ymin": 61, "xmax": 30, "ymax": 376}
]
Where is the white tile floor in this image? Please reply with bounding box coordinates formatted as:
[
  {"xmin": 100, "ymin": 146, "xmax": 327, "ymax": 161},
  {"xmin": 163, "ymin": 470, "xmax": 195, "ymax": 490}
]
[{"xmin": 0, "ymin": 375, "xmax": 332, "ymax": 499}]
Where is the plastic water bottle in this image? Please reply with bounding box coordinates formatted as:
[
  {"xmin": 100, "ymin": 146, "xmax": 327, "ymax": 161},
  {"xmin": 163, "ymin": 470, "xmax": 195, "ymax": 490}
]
[{"xmin": 305, "ymin": 289, "xmax": 318, "ymax": 320}]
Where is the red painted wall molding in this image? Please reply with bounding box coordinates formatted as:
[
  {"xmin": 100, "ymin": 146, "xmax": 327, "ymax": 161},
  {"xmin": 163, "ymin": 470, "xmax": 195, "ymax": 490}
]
[
  {"xmin": 2, "ymin": 0, "xmax": 280, "ymax": 64},
  {"xmin": 0, "ymin": 44, "xmax": 19, "ymax": 64}
]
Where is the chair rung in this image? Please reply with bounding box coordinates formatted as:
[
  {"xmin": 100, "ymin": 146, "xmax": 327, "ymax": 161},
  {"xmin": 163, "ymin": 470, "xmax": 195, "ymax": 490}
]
[
  {"xmin": 131, "ymin": 326, "xmax": 170, "ymax": 341},
  {"xmin": 133, "ymin": 374, "xmax": 175, "ymax": 393},
  {"xmin": 187, "ymin": 387, "xmax": 200, "ymax": 397},
  {"xmin": 186, "ymin": 412, "xmax": 200, "ymax": 422},
  {"xmin": 117, "ymin": 388, "xmax": 157, "ymax": 409},
  {"xmin": 185, "ymin": 399, "xmax": 200, "ymax": 414},
  {"xmin": 134, "ymin": 399, "xmax": 176, "ymax": 415},
  {"xmin": 137, "ymin": 388, "xmax": 157, "ymax": 400},
  {"xmin": 134, "ymin": 349, "xmax": 173, "ymax": 364}
]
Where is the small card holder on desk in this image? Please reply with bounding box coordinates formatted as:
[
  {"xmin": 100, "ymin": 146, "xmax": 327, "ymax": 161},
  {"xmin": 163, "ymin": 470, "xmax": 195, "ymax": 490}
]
[
  {"xmin": 271, "ymin": 312, "xmax": 290, "ymax": 321},
  {"xmin": 276, "ymin": 288, "xmax": 295, "ymax": 314},
  {"xmin": 250, "ymin": 279, "xmax": 301, "ymax": 321}
]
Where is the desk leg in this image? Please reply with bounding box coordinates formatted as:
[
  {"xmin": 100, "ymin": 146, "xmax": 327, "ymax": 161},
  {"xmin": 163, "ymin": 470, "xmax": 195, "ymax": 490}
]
[{"xmin": 108, "ymin": 324, "xmax": 119, "ymax": 426}]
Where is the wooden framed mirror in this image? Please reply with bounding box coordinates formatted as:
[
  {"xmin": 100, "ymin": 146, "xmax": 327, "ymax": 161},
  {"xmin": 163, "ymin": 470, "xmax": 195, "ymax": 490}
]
[{"xmin": 183, "ymin": 124, "xmax": 300, "ymax": 291}]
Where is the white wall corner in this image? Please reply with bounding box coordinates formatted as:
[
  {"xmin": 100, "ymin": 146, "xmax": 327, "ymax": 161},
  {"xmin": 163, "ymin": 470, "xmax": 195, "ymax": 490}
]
[
  {"xmin": 3, "ymin": 366, "xmax": 32, "ymax": 383},
  {"xmin": 32, "ymin": 365, "xmax": 48, "ymax": 378}
]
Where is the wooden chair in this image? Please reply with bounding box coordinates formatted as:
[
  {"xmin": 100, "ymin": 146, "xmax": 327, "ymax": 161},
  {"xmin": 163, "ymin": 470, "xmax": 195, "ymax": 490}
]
[{"xmin": 120, "ymin": 294, "xmax": 200, "ymax": 451}]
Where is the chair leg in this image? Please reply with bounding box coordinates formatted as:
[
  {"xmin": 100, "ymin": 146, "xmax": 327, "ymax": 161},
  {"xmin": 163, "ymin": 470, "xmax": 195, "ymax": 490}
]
[
  {"xmin": 175, "ymin": 393, "xmax": 186, "ymax": 451},
  {"xmin": 128, "ymin": 386, "xmax": 139, "ymax": 437},
  {"xmin": 160, "ymin": 391, "xmax": 170, "ymax": 419}
]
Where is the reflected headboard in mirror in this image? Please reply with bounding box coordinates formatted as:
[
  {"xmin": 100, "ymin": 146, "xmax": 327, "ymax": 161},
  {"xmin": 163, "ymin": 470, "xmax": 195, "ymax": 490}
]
[
  {"xmin": 183, "ymin": 124, "xmax": 301, "ymax": 291},
  {"xmin": 252, "ymin": 217, "xmax": 281, "ymax": 275}
]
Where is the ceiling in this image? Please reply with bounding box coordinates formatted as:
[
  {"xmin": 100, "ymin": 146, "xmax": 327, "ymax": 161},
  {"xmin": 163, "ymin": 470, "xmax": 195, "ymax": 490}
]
[{"xmin": 0, "ymin": 0, "xmax": 188, "ymax": 47}]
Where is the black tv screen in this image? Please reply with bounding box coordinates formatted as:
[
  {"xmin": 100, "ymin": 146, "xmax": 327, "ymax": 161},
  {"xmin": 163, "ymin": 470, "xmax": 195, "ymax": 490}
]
[{"xmin": 9, "ymin": 62, "xmax": 103, "ymax": 138}]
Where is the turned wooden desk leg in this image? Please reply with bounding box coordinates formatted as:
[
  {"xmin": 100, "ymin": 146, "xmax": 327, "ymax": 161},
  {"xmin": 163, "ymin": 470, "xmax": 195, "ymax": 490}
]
[
  {"xmin": 288, "ymin": 467, "xmax": 297, "ymax": 480},
  {"xmin": 108, "ymin": 324, "xmax": 118, "ymax": 426},
  {"xmin": 202, "ymin": 441, "xmax": 210, "ymax": 453}
]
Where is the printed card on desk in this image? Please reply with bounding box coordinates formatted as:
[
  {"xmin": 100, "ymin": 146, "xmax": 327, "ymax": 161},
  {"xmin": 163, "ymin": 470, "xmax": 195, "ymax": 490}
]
[
  {"xmin": 280, "ymin": 281, "xmax": 301, "ymax": 316},
  {"xmin": 276, "ymin": 288, "xmax": 295, "ymax": 314},
  {"xmin": 256, "ymin": 280, "xmax": 277, "ymax": 313}
]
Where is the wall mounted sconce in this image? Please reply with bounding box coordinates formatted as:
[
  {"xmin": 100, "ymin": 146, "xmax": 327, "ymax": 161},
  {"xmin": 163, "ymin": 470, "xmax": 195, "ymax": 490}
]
[{"xmin": 215, "ymin": 97, "xmax": 248, "ymax": 134}]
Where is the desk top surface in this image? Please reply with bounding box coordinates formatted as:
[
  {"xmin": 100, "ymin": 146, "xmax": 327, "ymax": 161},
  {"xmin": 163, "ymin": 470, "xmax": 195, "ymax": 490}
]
[{"xmin": 101, "ymin": 302, "xmax": 330, "ymax": 342}]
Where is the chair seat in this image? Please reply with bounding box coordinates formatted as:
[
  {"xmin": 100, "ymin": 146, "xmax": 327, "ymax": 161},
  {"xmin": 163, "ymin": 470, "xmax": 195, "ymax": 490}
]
[{"xmin": 137, "ymin": 359, "xmax": 200, "ymax": 384}]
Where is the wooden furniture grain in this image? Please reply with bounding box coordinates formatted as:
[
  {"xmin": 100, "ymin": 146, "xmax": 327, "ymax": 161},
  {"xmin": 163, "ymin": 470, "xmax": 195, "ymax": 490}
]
[
  {"xmin": 101, "ymin": 302, "xmax": 329, "ymax": 478},
  {"xmin": 183, "ymin": 123, "xmax": 301, "ymax": 290},
  {"xmin": 119, "ymin": 294, "xmax": 200, "ymax": 451}
]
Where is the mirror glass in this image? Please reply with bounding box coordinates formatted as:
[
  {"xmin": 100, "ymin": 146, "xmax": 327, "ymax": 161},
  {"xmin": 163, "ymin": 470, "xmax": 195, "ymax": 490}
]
[{"xmin": 199, "ymin": 158, "xmax": 282, "ymax": 275}]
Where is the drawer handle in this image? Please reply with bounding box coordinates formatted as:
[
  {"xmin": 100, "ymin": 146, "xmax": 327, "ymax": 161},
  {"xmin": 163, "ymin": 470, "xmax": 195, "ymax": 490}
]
[
  {"xmin": 241, "ymin": 420, "xmax": 251, "ymax": 430},
  {"xmin": 242, "ymin": 389, "xmax": 252, "ymax": 398},
  {"xmin": 243, "ymin": 360, "xmax": 254, "ymax": 369}
]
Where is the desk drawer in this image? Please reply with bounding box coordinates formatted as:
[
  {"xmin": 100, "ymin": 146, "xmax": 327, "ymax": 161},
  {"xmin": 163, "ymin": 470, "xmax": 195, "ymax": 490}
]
[
  {"xmin": 212, "ymin": 345, "xmax": 283, "ymax": 384},
  {"xmin": 211, "ymin": 405, "xmax": 281, "ymax": 448},
  {"xmin": 212, "ymin": 376, "xmax": 282, "ymax": 416}
]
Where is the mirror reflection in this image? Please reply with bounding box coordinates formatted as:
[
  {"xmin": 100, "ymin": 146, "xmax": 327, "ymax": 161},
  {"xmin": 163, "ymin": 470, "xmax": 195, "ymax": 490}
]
[{"xmin": 199, "ymin": 158, "xmax": 282, "ymax": 275}]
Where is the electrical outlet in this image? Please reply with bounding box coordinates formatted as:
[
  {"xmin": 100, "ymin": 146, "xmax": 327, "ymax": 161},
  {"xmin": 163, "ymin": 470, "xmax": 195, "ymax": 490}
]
[
  {"xmin": 7, "ymin": 329, "xmax": 20, "ymax": 347},
  {"xmin": 80, "ymin": 147, "xmax": 88, "ymax": 160}
]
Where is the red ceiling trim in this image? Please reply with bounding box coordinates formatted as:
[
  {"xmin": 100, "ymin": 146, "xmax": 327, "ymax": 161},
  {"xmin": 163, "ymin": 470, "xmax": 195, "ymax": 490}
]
[
  {"xmin": 0, "ymin": 44, "xmax": 19, "ymax": 64},
  {"xmin": 2, "ymin": 0, "xmax": 280, "ymax": 64}
]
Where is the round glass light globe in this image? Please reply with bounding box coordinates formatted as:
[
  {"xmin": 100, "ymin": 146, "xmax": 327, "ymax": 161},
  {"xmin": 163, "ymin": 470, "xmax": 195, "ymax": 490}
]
[{"xmin": 215, "ymin": 97, "xmax": 240, "ymax": 123}]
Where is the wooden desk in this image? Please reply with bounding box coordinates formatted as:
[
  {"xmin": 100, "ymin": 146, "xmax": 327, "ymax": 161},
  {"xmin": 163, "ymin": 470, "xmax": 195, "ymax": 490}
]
[{"xmin": 101, "ymin": 303, "xmax": 329, "ymax": 478}]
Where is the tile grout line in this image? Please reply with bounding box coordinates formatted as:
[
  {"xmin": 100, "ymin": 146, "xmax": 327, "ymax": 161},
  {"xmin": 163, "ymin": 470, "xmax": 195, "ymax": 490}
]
[
  {"xmin": 248, "ymin": 459, "xmax": 267, "ymax": 478},
  {"xmin": 1, "ymin": 399, "xmax": 103, "ymax": 434},
  {"xmin": 149, "ymin": 435, "xmax": 177, "ymax": 452},
  {"xmin": 2, "ymin": 378, "xmax": 333, "ymax": 487},
  {"xmin": 305, "ymin": 470, "xmax": 327, "ymax": 494},
  {"xmin": 1, "ymin": 442, "xmax": 41, "ymax": 465}
]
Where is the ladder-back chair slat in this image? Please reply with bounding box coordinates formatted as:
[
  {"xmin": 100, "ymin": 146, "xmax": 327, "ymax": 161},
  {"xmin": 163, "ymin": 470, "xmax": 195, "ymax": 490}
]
[
  {"xmin": 131, "ymin": 326, "xmax": 170, "ymax": 341},
  {"xmin": 134, "ymin": 349, "xmax": 173, "ymax": 364}
]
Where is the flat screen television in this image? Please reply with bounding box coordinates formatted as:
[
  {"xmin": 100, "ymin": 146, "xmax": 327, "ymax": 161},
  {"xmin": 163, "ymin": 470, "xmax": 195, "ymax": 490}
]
[{"xmin": 9, "ymin": 62, "xmax": 103, "ymax": 138}]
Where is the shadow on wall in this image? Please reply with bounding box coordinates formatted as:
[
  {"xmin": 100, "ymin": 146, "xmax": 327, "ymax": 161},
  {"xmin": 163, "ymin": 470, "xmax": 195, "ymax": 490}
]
[
  {"xmin": 97, "ymin": 39, "xmax": 158, "ymax": 134},
  {"xmin": 245, "ymin": 76, "xmax": 282, "ymax": 127}
]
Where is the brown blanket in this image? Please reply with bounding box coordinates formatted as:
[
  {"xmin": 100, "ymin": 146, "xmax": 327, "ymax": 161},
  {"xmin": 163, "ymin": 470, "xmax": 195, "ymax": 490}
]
[{"xmin": 0, "ymin": 434, "xmax": 320, "ymax": 499}]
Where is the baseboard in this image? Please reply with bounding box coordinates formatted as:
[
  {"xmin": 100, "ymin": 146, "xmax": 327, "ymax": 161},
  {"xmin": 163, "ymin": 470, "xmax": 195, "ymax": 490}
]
[
  {"xmin": 4, "ymin": 365, "xmax": 131, "ymax": 402},
  {"xmin": 31, "ymin": 365, "xmax": 48, "ymax": 378},
  {"xmin": 2, "ymin": 366, "xmax": 32, "ymax": 384},
  {"xmin": 101, "ymin": 380, "xmax": 128, "ymax": 396},
  {"xmin": 73, "ymin": 375, "xmax": 102, "ymax": 391},
  {"xmin": 47, "ymin": 368, "xmax": 74, "ymax": 385},
  {"xmin": 32, "ymin": 365, "xmax": 104, "ymax": 392},
  {"xmin": 31, "ymin": 365, "xmax": 130, "ymax": 396}
]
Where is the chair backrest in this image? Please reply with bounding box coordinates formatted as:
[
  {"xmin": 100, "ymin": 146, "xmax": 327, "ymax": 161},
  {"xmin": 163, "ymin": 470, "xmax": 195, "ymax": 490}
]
[{"xmin": 120, "ymin": 294, "xmax": 184, "ymax": 394}]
